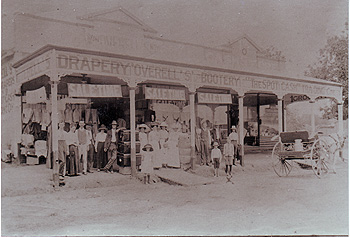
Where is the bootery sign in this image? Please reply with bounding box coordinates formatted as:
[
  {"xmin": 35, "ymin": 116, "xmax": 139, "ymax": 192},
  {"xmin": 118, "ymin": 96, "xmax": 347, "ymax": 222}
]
[
  {"xmin": 197, "ymin": 92, "xmax": 232, "ymax": 104},
  {"xmin": 68, "ymin": 83, "xmax": 122, "ymax": 97}
]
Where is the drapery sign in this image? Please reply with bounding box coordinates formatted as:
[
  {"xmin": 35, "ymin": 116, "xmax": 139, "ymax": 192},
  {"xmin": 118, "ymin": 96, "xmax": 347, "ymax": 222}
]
[
  {"xmin": 145, "ymin": 87, "xmax": 186, "ymax": 101},
  {"xmin": 26, "ymin": 86, "xmax": 47, "ymax": 103},
  {"xmin": 68, "ymin": 83, "xmax": 122, "ymax": 97},
  {"xmin": 197, "ymin": 92, "xmax": 232, "ymax": 104}
]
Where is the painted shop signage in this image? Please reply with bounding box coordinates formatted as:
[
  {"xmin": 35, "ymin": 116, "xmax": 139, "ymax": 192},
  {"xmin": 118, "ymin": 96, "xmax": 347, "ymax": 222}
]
[
  {"xmin": 55, "ymin": 52, "xmax": 341, "ymax": 100},
  {"xmin": 145, "ymin": 87, "xmax": 186, "ymax": 101},
  {"xmin": 68, "ymin": 83, "xmax": 122, "ymax": 98},
  {"xmin": 197, "ymin": 93, "xmax": 232, "ymax": 104}
]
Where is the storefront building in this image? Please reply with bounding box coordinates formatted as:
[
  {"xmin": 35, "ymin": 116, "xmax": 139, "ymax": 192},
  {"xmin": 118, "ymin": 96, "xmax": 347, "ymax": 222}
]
[{"xmin": 2, "ymin": 8, "xmax": 343, "ymax": 174}]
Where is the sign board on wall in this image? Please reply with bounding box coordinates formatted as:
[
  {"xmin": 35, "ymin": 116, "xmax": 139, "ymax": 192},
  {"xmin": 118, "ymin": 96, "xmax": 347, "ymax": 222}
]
[
  {"xmin": 67, "ymin": 83, "xmax": 122, "ymax": 98},
  {"xmin": 197, "ymin": 92, "xmax": 232, "ymax": 104},
  {"xmin": 145, "ymin": 87, "xmax": 186, "ymax": 101}
]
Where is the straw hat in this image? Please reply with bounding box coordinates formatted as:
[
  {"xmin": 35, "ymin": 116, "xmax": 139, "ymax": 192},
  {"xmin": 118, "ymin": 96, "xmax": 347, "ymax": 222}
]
[
  {"xmin": 151, "ymin": 122, "xmax": 159, "ymax": 127},
  {"xmin": 160, "ymin": 122, "xmax": 168, "ymax": 127},
  {"xmin": 213, "ymin": 141, "xmax": 219, "ymax": 147},
  {"xmin": 98, "ymin": 124, "xmax": 107, "ymax": 131},
  {"xmin": 138, "ymin": 124, "xmax": 148, "ymax": 129},
  {"xmin": 111, "ymin": 120, "xmax": 118, "ymax": 125},
  {"xmin": 142, "ymin": 144, "xmax": 153, "ymax": 151},
  {"xmin": 231, "ymin": 125, "xmax": 236, "ymax": 130}
]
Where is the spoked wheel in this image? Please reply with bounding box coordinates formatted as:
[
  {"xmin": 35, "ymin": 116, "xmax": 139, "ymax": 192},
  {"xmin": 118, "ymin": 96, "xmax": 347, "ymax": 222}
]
[
  {"xmin": 311, "ymin": 138, "xmax": 333, "ymax": 178},
  {"xmin": 272, "ymin": 142, "xmax": 292, "ymax": 177}
]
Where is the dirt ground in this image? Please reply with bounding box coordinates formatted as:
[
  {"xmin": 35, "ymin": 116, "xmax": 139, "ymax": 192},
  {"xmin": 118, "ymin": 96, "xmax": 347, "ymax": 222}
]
[{"xmin": 1, "ymin": 146, "xmax": 349, "ymax": 236}]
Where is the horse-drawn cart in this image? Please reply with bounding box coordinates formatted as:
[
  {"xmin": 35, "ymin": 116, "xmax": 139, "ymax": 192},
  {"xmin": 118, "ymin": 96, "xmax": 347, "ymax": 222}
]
[{"xmin": 271, "ymin": 130, "xmax": 341, "ymax": 178}]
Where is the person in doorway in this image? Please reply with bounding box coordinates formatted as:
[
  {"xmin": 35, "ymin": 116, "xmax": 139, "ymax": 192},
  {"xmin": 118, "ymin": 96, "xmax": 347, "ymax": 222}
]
[
  {"xmin": 159, "ymin": 122, "xmax": 169, "ymax": 167},
  {"xmin": 85, "ymin": 123, "xmax": 95, "ymax": 173},
  {"xmin": 103, "ymin": 120, "xmax": 121, "ymax": 173},
  {"xmin": 167, "ymin": 123, "xmax": 181, "ymax": 168},
  {"xmin": 149, "ymin": 122, "xmax": 161, "ymax": 169},
  {"xmin": 76, "ymin": 120, "xmax": 93, "ymax": 175},
  {"xmin": 223, "ymin": 138, "xmax": 235, "ymax": 176},
  {"xmin": 228, "ymin": 125, "xmax": 238, "ymax": 165},
  {"xmin": 66, "ymin": 123, "xmax": 79, "ymax": 176},
  {"xmin": 57, "ymin": 122, "xmax": 68, "ymax": 177},
  {"xmin": 141, "ymin": 144, "xmax": 154, "ymax": 184},
  {"xmin": 95, "ymin": 124, "xmax": 107, "ymax": 172},
  {"xmin": 211, "ymin": 142, "xmax": 222, "ymax": 177},
  {"xmin": 200, "ymin": 120, "xmax": 211, "ymax": 166}
]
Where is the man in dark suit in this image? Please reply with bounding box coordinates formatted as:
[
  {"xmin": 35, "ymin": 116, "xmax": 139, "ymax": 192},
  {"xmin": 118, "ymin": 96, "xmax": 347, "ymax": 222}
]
[{"xmin": 103, "ymin": 120, "xmax": 121, "ymax": 173}]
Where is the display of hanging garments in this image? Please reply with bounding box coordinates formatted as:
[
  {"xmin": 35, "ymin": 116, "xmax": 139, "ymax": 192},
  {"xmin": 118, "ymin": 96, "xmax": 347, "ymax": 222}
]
[
  {"xmin": 32, "ymin": 105, "xmax": 42, "ymax": 123},
  {"xmin": 91, "ymin": 109, "xmax": 98, "ymax": 123},
  {"xmin": 58, "ymin": 109, "xmax": 65, "ymax": 123},
  {"xmin": 41, "ymin": 108, "xmax": 50, "ymax": 127},
  {"xmin": 73, "ymin": 106, "xmax": 81, "ymax": 123},
  {"xmin": 64, "ymin": 105, "xmax": 73, "ymax": 124},
  {"xmin": 23, "ymin": 107, "xmax": 34, "ymax": 124},
  {"xmin": 85, "ymin": 109, "xmax": 92, "ymax": 124}
]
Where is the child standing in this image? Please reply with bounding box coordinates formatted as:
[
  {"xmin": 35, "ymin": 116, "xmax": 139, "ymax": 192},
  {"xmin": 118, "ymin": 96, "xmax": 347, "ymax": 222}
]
[
  {"xmin": 223, "ymin": 138, "xmax": 235, "ymax": 176},
  {"xmin": 141, "ymin": 144, "xmax": 154, "ymax": 184},
  {"xmin": 211, "ymin": 142, "xmax": 222, "ymax": 177}
]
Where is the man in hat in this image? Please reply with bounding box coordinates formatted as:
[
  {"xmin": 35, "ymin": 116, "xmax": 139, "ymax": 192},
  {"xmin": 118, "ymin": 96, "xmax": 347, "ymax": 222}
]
[
  {"xmin": 85, "ymin": 123, "xmax": 95, "ymax": 173},
  {"xmin": 77, "ymin": 120, "xmax": 93, "ymax": 175},
  {"xmin": 200, "ymin": 120, "xmax": 211, "ymax": 166},
  {"xmin": 103, "ymin": 120, "xmax": 121, "ymax": 173},
  {"xmin": 95, "ymin": 124, "xmax": 107, "ymax": 171}
]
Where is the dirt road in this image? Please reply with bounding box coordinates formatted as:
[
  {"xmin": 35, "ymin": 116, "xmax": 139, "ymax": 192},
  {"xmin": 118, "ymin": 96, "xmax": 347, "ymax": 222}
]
[{"xmin": 1, "ymin": 151, "xmax": 348, "ymax": 236}]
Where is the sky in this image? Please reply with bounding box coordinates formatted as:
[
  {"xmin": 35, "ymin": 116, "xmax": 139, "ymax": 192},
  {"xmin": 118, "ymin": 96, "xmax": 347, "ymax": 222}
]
[{"xmin": 1, "ymin": 0, "xmax": 348, "ymax": 75}]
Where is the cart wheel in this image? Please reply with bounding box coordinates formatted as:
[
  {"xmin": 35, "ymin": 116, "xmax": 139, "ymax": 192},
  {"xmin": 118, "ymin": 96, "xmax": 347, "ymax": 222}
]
[
  {"xmin": 311, "ymin": 138, "xmax": 333, "ymax": 178},
  {"xmin": 272, "ymin": 142, "xmax": 292, "ymax": 177}
]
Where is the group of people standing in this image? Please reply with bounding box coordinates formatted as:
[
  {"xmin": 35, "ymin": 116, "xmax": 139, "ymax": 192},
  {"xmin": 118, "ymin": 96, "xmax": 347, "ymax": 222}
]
[
  {"xmin": 56, "ymin": 119, "xmax": 126, "ymax": 179},
  {"xmin": 196, "ymin": 120, "xmax": 245, "ymax": 179},
  {"xmin": 139, "ymin": 121, "xmax": 182, "ymax": 184}
]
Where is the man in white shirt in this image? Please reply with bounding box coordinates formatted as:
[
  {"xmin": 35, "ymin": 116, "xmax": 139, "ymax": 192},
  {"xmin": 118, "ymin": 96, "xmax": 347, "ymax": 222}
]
[{"xmin": 76, "ymin": 121, "xmax": 92, "ymax": 175}]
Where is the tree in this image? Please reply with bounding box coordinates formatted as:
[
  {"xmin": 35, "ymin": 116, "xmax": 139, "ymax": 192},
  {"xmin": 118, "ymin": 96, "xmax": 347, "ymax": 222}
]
[{"xmin": 305, "ymin": 23, "xmax": 348, "ymax": 119}]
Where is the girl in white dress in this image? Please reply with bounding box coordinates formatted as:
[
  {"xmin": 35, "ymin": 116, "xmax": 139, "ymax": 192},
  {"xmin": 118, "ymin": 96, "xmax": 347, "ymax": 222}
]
[{"xmin": 141, "ymin": 144, "xmax": 154, "ymax": 184}]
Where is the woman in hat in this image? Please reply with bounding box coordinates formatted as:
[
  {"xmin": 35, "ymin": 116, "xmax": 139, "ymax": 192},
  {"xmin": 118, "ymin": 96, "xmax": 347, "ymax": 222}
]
[
  {"xmin": 138, "ymin": 124, "xmax": 149, "ymax": 154},
  {"xmin": 167, "ymin": 123, "xmax": 181, "ymax": 168},
  {"xmin": 149, "ymin": 122, "xmax": 161, "ymax": 169},
  {"xmin": 141, "ymin": 144, "xmax": 154, "ymax": 184},
  {"xmin": 159, "ymin": 122, "xmax": 169, "ymax": 167},
  {"xmin": 95, "ymin": 124, "xmax": 107, "ymax": 171}
]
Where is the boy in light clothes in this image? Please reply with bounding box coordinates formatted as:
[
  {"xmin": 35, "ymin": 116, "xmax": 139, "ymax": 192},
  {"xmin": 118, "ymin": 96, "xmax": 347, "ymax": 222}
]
[
  {"xmin": 223, "ymin": 138, "xmax": 235, "ymax": 178},
  {"xmin": 211, "ymin": 142, "xmax": 222, "ymax": 177}
]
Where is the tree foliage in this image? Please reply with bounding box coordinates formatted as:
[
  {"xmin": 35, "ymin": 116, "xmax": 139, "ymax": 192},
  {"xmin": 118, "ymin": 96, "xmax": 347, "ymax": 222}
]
[{"xmin": 305, "ymin": 24, "xmax": 348, "ymax": 119}]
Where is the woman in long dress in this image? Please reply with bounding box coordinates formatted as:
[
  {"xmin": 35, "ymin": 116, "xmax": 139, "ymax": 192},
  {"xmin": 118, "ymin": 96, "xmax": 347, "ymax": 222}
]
[
  {"xmin": 159, "ymin": 122, "xmax": 169, "ymax": 167},
  {"xmin": 138, "ymin": 124, "xmax": 149, "ymax": 153},
  {"xmin": 167, "ymin": 124, "xmax": 181, "ymax": 168},
  {"xmin": 148, "ymin": 122, "xmax": 161, "ymax": 169}
]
